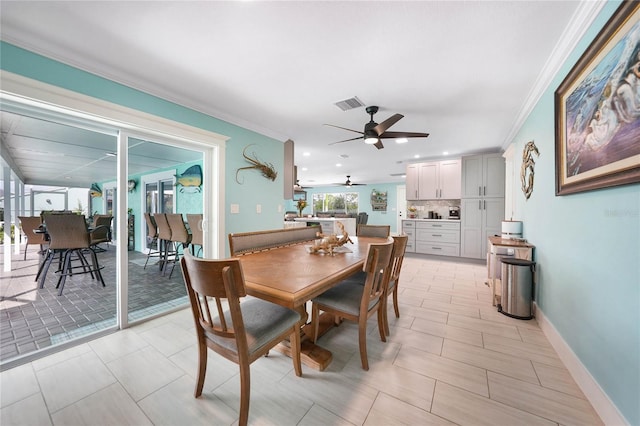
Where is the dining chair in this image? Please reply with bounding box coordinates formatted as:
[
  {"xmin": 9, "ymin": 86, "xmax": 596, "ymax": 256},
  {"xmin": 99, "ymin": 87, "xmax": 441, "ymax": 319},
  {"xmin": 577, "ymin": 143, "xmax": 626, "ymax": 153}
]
[
  {"xmin": 18, "ymin": 216, "xmax": 47, "ymax": 260},
  {"xmin": 38, "ymin": 213, "xmax": 105, "ymax": 295},
  {"xmin": 186, "ymin": 213, "xmax": 203, "ymax": 257},
  {"xmin": 89, "ymin": 215, "xmax": 113, "ymax": 252},
  {"xmin": 180, "ymin": 252, "xmax": 303, "ymax": 426},
  {"xmin": 382, "ymin": 235, "xmax": 409, "ymax": 336},
  {"xmin": 166, "ymin": 213, "xmax": 192, "ymax": 277},
  {"xmin": 311, "ymin": 239, "xmax": 393, "ymax": 370},
  {"xmin": 154, "ymin": 213, "xmax": 173, "ymax": 274},
  {"xmin": 356, "ymin": 224, "xmax": 390, "ymax": 237},
  {"xmin": 143, "ymin": 213, "xmax": 161, "ymax": 269}
]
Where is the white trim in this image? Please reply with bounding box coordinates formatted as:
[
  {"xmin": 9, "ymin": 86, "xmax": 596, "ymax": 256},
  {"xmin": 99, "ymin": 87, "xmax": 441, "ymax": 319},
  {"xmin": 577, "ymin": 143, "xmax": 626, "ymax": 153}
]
[
  {"xmin": 501, "ymin": 1, "xmax": 606, "ymax": 149},
  {"xmin": 535, "ymin": 306, "xmax": 629, "ymax": 426}
]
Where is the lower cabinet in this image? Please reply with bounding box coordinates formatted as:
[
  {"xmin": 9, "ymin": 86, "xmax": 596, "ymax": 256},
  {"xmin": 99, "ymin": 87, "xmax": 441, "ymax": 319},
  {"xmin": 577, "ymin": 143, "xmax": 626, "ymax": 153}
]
[
  {"xmin": 415, "ymin": 221, "xmax": 460, "ymax": 256},
  {"xmin": 402, "ymin": 220, "xmax": 416, "ymax": 253}
]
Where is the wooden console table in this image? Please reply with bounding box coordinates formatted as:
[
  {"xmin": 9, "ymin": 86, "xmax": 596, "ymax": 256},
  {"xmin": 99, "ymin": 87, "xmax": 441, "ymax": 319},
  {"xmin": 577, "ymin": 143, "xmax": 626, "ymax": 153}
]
[{"xmin": 487, "ymin": 236, "xmax": 535, "ymax": 306}]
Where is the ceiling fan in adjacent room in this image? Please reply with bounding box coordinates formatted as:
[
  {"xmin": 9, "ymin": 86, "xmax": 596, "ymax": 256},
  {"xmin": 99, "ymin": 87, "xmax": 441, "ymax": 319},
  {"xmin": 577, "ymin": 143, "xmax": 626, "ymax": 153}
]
[
  {"xmin": 325, "ymin": 105, "xmax": 430, "ymax": 150},
  {"xmin": 335, "ymin": 175, "xmax": 366, "ymax": 187}
]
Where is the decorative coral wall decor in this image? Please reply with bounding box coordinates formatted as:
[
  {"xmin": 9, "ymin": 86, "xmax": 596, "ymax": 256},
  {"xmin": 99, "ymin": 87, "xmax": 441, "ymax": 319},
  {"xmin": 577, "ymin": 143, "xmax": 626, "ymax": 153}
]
[
  {"xmin": 521, "ymin": 140, "xmax": 539, "ymax": 200},
  {"xmin": 236, "ymin": 145, "xmax": 278, "ymax": 184}
]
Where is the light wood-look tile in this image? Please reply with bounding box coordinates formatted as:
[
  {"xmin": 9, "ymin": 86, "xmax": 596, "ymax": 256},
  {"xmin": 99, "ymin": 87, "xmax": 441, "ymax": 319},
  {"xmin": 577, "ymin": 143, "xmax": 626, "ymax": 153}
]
[
  {"xmin": 36, "ymin": 351, "xmax": 117, "ymax": 412},
  {"xmin": 298, "ymin": 404, "xmax": 354, "ymax": 426},
  {"xmin": 421, "ymin": 299, "xmax": 481, "ymax": 318},
  {"xmin": 441, "ymin": 340, "xmax": 539, "ymax": 384},
  {"xmin": 482, "ymin": 333, "xmax": 564, "ymax": 368},
  {"xmin": 488, "ymin": 371, "xmax": 604, "ymax": 425},
  {"xmin": 432, "ymin": 381, "xmax": 556, "ymax": 426},
  {"xmin": 411, "ymin": 317, "xmax": 484, "ymax": 347},
  {"xmin": 395, "ymin": 346, "xmax": 489, "ymax": 397},
  {"xmin": 107, "ymin": 346, "xmax": 185, "ymax": 401},
  {"xmin": 52, "ymin": 383, "xmax": 152, "ymax": 425},
  {"xmin": 532, "ymin": 361, "xmax": 587, "ymax": 399},
  {"xmin": 88, "ymin": 328, "xmax": 150, "ymax": 364},
  {"xmin": 0, "ymin": 393, "xmax": 52, "ymax": 426},
  {"xmin": 447, "ymin": 313, "xmax": 521, "ymax": 339},
  {"xmin": 364, "ymin": 392, "xmax": 455, "ymax": 426},
  {"xmin": 0, "ymin": 363, "xmax": 39, "ymax": 408}
]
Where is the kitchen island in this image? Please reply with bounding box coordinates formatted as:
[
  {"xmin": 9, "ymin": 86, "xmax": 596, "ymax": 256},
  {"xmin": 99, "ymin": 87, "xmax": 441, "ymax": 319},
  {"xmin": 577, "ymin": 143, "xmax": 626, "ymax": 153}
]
[{"xmin": 294, "ymin": 217, "xmax": 356, "ymax": 236}]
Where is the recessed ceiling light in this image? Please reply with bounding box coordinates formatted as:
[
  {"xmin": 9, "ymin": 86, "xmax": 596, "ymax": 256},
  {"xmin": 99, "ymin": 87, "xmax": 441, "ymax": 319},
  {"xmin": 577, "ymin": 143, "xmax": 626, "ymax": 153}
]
[
  {"xmin": 414, "ymin": 154, "xmax": 420, "ymax": 159},
  {"xmin": 336, "ymin": 163, "xmax": 342, "ymax": 167},
  {"xmin": 301, "ymin": 167, "xmax": 308, "ymax": 171},
  {"xmin": 395, "ymin": 138, "xmax": 408, "ymax": 144},
  {"xmin": 443, "ymin": 151, "xmax": 449, "ymax": 155},
  {"xmin": 303, "ymin": 152, "xmax": 310, "ymax": 156}
]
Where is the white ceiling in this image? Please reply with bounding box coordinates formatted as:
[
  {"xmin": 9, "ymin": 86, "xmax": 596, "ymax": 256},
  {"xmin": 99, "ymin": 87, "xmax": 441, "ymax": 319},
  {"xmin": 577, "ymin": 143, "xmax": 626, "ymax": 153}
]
[{"xmin": 0, "ymin": 1, "xmax": 601, "ymax": 187}]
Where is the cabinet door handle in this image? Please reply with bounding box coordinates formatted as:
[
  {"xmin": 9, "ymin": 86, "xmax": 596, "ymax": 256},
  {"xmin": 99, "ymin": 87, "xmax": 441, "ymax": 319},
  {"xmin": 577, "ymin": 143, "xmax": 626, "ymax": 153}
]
[
  {"xmin": 483, "ymin": 200, "xmax": 486, "ymax": 210},
  {"xmin": 432, "ymin": 234, "xmax": 442, "ymax": 237},
  {"xmin": 484, "ymin": 186, "xmax": 486, "ymax": 196},
  {"xmin": 432, "ymin": 224, "xmax": 442, "ymax": 227},
  {"xmin": 432, "ymin": 247, "xmax": 442, "ymax": 250},
  {"xmin": 478, "ymin": 200, "xmax": 482, "ymax": 210},
  {"xmin": 478, "ymin": 186, "xmax": 481, "ymax": 196}
]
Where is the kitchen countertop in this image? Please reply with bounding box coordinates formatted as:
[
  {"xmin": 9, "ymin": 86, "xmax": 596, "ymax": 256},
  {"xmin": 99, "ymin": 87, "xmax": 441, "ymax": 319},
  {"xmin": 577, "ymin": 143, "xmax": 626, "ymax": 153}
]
[{"xmin": 403, "ymin": 218, "xmax": 461, "ymax": 222}]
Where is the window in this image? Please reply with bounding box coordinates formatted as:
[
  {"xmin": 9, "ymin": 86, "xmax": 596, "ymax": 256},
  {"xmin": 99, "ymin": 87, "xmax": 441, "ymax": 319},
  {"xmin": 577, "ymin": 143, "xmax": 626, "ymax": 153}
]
[{"xmin": 312, "ymin": 192, "xmax": 359, "ymax": 214}]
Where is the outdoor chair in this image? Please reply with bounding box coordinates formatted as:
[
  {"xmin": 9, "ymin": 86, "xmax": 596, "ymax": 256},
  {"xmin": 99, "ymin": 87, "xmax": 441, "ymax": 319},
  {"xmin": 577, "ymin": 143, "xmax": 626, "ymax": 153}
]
[
  {"xmin": 186, "ymin": 213, "xmax": 203, "ymax": 257},
  {"xmin": 143, "ymin": 212, "xmax": 161, "ymax": 269},
  {"xmin": 166, "ymin": 213, "xmax": 192, "ymax": 277},
  {"xmin": 90, "ymin": 214, "xmax": 113, "ymax": 251},
  {"xmin": 18, "ymin": 216, "xmax": 47, "ymax": 260}
]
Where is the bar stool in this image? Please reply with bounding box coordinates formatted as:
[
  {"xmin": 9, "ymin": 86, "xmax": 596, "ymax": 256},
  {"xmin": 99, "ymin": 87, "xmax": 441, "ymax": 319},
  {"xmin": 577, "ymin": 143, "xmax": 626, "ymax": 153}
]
[
  {"xmin": 143, "ymin": 213, "xmax": 161, "ymax": 269},
  {"xmin": 186, "ymin": 213, "xmax": 203, "ymax": 257},
  {"xmin": 154, "ymin": 213, "xmax": 173, "ymax": 274},
  {"xmin": 166, "ymin": 213, "xmax": 192, "ymax": 277}
]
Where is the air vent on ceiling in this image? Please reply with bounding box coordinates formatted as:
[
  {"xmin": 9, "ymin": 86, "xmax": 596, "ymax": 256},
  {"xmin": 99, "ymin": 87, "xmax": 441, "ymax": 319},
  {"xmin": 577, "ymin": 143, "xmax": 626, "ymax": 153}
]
[{"xmin": 334, "ymin": 97, "xmax": 365, "ymax": 111}]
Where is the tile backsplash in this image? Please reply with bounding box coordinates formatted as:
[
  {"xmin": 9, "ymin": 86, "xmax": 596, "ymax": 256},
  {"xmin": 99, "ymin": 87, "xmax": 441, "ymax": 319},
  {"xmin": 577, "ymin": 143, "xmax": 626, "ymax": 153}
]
[{"xmin": 407, "ymin": 199, "xmax": 460, "ymax": 218}]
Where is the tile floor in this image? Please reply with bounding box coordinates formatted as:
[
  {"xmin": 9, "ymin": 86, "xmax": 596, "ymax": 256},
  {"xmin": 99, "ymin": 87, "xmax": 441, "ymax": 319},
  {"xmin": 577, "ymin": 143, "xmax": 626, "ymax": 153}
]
[{"xmin": 0, "ymin": 254, "xmax": 603, "ymax": 425}]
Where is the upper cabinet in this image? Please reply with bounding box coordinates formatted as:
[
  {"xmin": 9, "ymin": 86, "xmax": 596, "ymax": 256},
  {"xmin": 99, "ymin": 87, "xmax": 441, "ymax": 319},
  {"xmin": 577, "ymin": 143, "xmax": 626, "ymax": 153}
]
[
  {"xmin": 461, "ymin": 153, "xmax": 505, "ymax": 198},
  {"xmin": 406, "ymin": 159, "xmax": 461, "ymax": 200}
]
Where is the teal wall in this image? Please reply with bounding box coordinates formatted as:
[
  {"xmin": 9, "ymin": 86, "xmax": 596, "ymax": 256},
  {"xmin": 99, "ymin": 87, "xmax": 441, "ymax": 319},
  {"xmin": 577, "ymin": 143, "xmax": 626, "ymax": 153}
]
[
  {"xmin": 510, "ymin": 2, "xmax": 639, "ymax": 424},
  {"xmin": 1, "ymin": 42, "xmax": 285, "ymax": 256},
  {"xmin": 286, "ymin": 182, "xmax": 401, "ymax": 232}
]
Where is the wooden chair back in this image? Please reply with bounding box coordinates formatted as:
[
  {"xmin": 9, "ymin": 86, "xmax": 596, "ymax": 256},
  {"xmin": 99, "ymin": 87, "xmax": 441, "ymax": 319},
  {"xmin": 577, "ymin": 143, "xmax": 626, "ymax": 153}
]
[
  {"xmin": 383, "ymin": 235, "xmax": 409, "ymax": 336},
  {"xmin": 356, "ymin": 224, "xmax": 390, "ymax": 237},
  {"xmin": 229, "ymin": 225, "xmax": 320, "ymax": 256},
  {"xmin": 361, "ymin": 240, "xmax": 395, "ymax": 310}
]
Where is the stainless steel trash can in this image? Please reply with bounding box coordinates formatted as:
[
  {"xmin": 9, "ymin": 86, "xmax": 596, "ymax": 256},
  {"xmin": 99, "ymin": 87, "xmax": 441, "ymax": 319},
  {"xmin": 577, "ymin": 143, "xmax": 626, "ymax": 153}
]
[{"xmin": 498, "ymin": 258, "xmax": 535, "ymax": 320}]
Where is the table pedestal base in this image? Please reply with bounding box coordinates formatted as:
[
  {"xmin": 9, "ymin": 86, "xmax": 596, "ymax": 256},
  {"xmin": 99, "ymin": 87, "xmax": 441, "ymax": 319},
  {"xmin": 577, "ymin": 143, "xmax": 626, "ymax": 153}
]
[{"xmin": 275, "ymin": 312, "xmax": 336, "ymax": 371}]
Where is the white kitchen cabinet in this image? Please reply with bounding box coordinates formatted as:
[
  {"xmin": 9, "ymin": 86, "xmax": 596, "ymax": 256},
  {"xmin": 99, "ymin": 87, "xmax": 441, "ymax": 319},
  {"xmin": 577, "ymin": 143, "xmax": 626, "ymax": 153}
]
[
  {"xmin": 415, "ymin": 221, "xmax": 460, "ymax": 256},
  {"xmin": 406, "ymin": 159, "xmax": 461, "ymax": 200},
  {"xmin": 402, "ymin": 220, "xmax": 416, "ymax": 253},
  {"xmin": 460, "ymin": 197, "xmax": 504, "ymax": 259},
  {"xmin": 462, "ymin": 153, "xmax": 505, "ymax": 198}
]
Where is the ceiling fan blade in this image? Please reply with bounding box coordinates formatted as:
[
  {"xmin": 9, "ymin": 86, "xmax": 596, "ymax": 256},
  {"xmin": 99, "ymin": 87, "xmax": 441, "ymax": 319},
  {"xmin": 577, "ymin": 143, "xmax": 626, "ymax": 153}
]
[
  {"xmin": 373, "ymin": 140, "xmax": 384, "ymax": 150},
  {"xmin": 378, "ymin": 131, "xmax": 430, "ymax": 139},
  {"xmin": 373, "ymin": 113, "xmax": 403, "ymax": 135},
  {"xmin": 324, "ymin": 123, "xmax": 364, "ymax": 135},
  {"xmin": 328, "ymin": 136, "xmax": 364, "ymax": 145}
]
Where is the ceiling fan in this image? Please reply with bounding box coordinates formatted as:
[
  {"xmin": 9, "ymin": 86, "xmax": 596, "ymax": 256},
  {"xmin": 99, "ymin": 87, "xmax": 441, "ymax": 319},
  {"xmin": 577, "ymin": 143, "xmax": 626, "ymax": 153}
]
[
  {"xmin": 335, "ymin": 175, "xmax": 366, "ymax": 187},
  {"xmin": 326, "ymin": 105, "xmax": 429, "ymax": 150},
  {"xmin": 294, "ymin": 179, "xmax": 312, "ymax": 190}
]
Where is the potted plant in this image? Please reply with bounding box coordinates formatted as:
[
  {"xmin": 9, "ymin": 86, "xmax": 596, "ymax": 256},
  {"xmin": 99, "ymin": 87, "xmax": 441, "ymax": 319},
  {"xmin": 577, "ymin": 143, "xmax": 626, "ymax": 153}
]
[
  {"xmin": 408, "ymin": 206, "xmax": 417, "ymax": 218},
  {"xmin": 296, "ymin": 199, "xmax": 307, "ymax": 217}
]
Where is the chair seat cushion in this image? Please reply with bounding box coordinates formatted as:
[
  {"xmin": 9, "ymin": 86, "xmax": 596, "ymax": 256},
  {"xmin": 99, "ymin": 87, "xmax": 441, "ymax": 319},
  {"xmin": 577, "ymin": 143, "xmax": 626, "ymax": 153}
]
[
  {"xmin": 207, "ymin": 296, "xmax": 301, "ymax": 355},
  {"xmin": 312, "ymin": 281, "xmax": 378, "ymax": 316}
]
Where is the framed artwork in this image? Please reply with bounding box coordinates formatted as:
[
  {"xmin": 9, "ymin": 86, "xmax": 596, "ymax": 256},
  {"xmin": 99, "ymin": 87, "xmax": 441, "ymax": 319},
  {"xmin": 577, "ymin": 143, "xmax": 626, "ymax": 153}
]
[
  {"xmin": 555, "ymin": 1, "xmax": 640, "ymax": 195},
  {"xmin": 293, "ymin": 190, "xmax": 307, "ymax": 201}
]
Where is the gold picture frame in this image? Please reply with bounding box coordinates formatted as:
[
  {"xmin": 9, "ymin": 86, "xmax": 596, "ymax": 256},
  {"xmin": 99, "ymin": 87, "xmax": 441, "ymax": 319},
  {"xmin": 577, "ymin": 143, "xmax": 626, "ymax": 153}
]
[{"xmin": 555, "ymin": 1, "xmax": 640, "ymax": 195}]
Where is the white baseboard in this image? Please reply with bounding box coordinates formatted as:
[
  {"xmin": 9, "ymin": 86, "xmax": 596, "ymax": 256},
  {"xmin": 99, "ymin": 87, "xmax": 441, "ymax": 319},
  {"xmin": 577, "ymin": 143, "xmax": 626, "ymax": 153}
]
[{"xmin": 535, "ymin": 304, "xmax": 629, "ymax": 426}]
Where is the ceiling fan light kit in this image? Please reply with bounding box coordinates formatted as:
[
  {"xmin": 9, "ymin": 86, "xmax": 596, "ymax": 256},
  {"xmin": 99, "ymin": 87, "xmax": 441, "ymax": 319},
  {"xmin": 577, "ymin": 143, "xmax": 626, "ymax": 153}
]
[{"xmin": 326, "ymin": 105, "xmax": 429, "ymax": 150}]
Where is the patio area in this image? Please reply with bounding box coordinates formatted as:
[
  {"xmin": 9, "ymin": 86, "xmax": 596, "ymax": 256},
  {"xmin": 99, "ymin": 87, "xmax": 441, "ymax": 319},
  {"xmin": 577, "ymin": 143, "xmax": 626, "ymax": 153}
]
[{"xmin": 0, "ymin": 243, "xmax": 188, "ymax": 366}]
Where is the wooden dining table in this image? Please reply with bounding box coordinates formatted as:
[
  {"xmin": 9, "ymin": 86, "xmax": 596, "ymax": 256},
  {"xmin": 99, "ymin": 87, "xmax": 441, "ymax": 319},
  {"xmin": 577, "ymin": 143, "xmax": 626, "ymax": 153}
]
[{"xmin": 238, "ymin": 235, "xmax": 388, "ymax": 370}]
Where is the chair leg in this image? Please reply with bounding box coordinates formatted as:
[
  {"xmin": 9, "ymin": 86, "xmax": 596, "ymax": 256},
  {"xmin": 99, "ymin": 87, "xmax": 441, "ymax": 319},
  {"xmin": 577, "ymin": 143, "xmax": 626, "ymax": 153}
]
[
  {"xmin": 358, "ymin": 317, "xmax": 369, "ymax": 371},
  {"xmin": 290, "ymin": 329, "xmax": 302, "ymax": 377},
  {"xmin": 143, "ymin": 236, "xmax": 158, "ymax": 269},
  {"xmin": 56, "ymin": 250, "xmax": 72, "ymax": 295},
  {"xmin": 393, "ymin": 284, "xmax": 400, "ymax": 318},
  {"xmin": 383, "ymin": 295, "xmax": 390, "ymax": 337},
  {"xmin": 194, "ymin": 342, "xmax": 208, "ymax": 398},
  {"xmin": 238, "ymin": 362, "xmax": 251, "ymax": 426},
  {"xmin": 37, "ymin": 250, "xmax": 56, "ymax": 287},
  {"xmin": 23, "ymin": 244, "xmax": 28, "ymax": 261},
  {"xmin": 377, "ymin": 306, "xmax": 386, "ymax": 343},
  {"xmin": 87, "ymin": 249, "xmax": 105, "ymax": 286}
]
